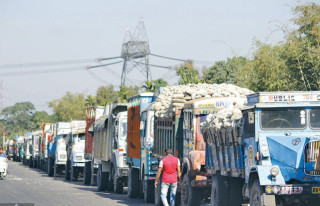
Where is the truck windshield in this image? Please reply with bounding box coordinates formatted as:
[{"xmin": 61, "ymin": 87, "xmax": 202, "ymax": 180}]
[
  {"xmin": 120, "ymin": 119, "xmax": 127, "ymax": 140},
  {"xmin": 78, "ymin": 133, "xmax": 86, "ymax": 141},
  {"xmin": 310, "ymin": 108, "xmax": 320, "ymax": 129},
  {"xmin": 199, "ymin": 115, "xmax": 207, "ymax": 134},
  {"xmin": 261, "ymin": 108, "xmax": 306, "ymax": 129}
]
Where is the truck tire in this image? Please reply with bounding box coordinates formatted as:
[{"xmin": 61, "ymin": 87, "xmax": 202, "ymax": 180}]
[
  {"xmin": 128, "ymin": 167, "xmax": 140, "ymax": 198},
  {"xmin": 181, "ymin": 174, "xmax": 201, "ymax": 206},
  {"xmin": 250, "ymin": 180, "xmax": 276, "ymax": 206},
  {"xmin": 48, "ymin": 157, "xmax": 54, "ymax": 177},
  {"xmin": 97, "ymin": 165, "xmax": 107, "ymax": 191},
  {"xmin": 144, "ymin": 179, "xmax": 155, "ymax": 203},
  {"xmin": 29, "ymin": 157, "xmax": 33, "ymax": 168},
  {"xmin": 71, "ymin": 166, "xmax": 79, "ymax": 182},
  {"xmin": 114, "ymin": 176, "xmax": 124, "ymax": 194},
  {"xmin": 0, "ymin": 172, "xmax": 4, "ymax": 180},
  {"xmin": 211, "ymin": 174, "xmax": 229, "ymax": 206},
  {"xmin": 83, "ymin": 161, "xmax": 91, "ymax": 185},
  {"xmin": 107, "ymin": 165, "xmax": 115, "ymax": 191},
  {"xmin": 229, "ymin": 177, "xmax": 243, "ymax": 206},
  {"xmin": 65, "ymin": 160, "xmax": 71, "ymax": 180}
]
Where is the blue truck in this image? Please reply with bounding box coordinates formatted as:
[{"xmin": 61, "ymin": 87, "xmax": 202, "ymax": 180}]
[
  {"xmin": 202, "ymin": 92, "xmax": 320, "ymax": 206},
  {"xmin": 126, "ymin": 93, "xmax": 157, "ymax": 202}
]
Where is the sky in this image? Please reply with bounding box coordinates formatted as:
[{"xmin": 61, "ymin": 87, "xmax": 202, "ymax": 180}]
[{"xmin": 0, "ymin": 0, "xmax": 318, "ymax": 113}]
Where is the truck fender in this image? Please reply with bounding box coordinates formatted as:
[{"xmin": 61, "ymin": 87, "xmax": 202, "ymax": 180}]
[
  {"xmin": 182, "ymin": 157, "xmax": 192, "ymax": 177},
  {"xmin": 101, "ymin": 161, "xmax": 111, "ymax": 172},
  {"xmin": 244, "ymin": 169, "xmax": 258, "ymax": 199},
  {"xmin": 111, "ymin": 152, "xmax": 118, "ymax": 176}
]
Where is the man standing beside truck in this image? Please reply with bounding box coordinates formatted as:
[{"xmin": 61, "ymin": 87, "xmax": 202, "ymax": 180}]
[{"xmin": 155, "ymin": 148, "xmax": 181, "ymax": 206}]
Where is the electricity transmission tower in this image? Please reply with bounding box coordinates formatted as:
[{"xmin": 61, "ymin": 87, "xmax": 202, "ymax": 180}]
[{"xmin": 120, "ymin": 18, "xmax": 151, "ymax": 85}]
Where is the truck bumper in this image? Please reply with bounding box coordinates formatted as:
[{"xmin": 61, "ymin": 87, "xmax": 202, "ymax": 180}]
[
  {"xmin": 72, "ymin": 163, "xmax": 85, "ymax": 167},
  {"xmin": 265, "ymin": 184, "xmax": 320, "ymax": 196},
  {"xmin": 118, "ymin": 168, "xmax": 129, "ymax": 177},
  {"xmin": 191, "ymin": 179, "xmax": 212, "ymax": 188}
]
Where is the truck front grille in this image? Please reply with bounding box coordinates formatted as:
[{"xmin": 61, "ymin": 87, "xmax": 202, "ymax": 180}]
[{"xmin": 304, "ymin": 141, "xmax": 320, "ymax": 175}]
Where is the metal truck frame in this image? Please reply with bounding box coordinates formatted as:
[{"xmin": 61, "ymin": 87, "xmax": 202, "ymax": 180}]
[
  {"xmin": 126, "ymin": 93, "xmax": 157, "ymax": 202},
  {"xmin": 30, "ymin": 131, "xmax": 41, "ymax": 168},
  {"xmin": 203, "ymin": 92, "xmax": 320, "ymax": 206},
  {"xmin": 83, "ymin": 106, "xmax": 105, "ymax": 186},
  {"xmin": 47, "ymin": 122, "xmax": 71, "ymax": 177},
  {"xmin": 40, "ymin": 123, "xmax": 52, "ymax": 171},
  {"xmin": 94, "ymin": 103, "xmax": 128, "ymax": 194},
  {"xmin": 65, "ymin": 120, "xmax": 86, "ymax": 182}
]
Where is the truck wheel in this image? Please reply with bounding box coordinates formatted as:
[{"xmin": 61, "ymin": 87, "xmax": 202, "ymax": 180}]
[
  {"xmin": 144, "ymin": 179, "xmax": 155, "ymax": 203},
  {"xmin": 97, "ymin": 165, "xmax": 107, "ymax": 191},
  {"xmin": 29, "ymin": 157, "xmax": 33, "ymax": 168},
  {"xmin": 229, "ymin": 177, "xmax": 243, "ymax": 206},
  {"xmin": 211, "ymin": 174, "xmax": 229, "ymax": 206},
  {"xmin": 250, "ymin": 180, "xmax": 276, "ymax": 206},
  {"xmin": 128, "ymin": 167, "xmax": 140, "ymax": 198},
  {"xmin": 71, "ymin": 166, "xmax": 79, "ymax": 182},
  {"xmin": 107, "ymin": 165, "xmax": 115, "ymax": 191},
  {"xmin": 0, "ymin": 172, "xmax": 4, "ymax": 180},
  {"xmin": 181, "ymin": 174, "xmax": 201, "ymax": 206},
  {"xmin": 114, "ymin": 176, "xmax": 124, "ymax": 194},
  {"xmin": 48, "ymin": 157, "xmax": 53, "ymax": 177},
  {"xmin": 65, "ymin": 160, "xmax": 71, "ymax": 180},
  {"xmin": 83, "ymin": 161, "xmax": 91, "ymax": 185}
]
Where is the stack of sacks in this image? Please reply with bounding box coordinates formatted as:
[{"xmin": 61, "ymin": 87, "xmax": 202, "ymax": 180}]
[{"xmin": 154, "ymin": 83, "xmax": 253, "ymax": 118}]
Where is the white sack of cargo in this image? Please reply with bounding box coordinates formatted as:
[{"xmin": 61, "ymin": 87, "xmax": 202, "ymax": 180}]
[{"xmin": 154, "ymin": 83, "xmax": 253, "ymax": 118}]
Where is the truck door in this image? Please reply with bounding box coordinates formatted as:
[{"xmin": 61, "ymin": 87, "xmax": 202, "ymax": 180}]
[{"xmin": 183, "ymin": 111, "xmax": 194, "ymax": 158}]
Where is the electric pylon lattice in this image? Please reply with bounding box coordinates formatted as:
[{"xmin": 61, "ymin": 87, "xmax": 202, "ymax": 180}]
[{"xmin": 120, "ymin": 18, "xmax": 151, "ymax": 86}]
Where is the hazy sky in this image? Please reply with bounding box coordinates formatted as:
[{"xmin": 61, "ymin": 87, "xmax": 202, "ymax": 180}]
[{"xmin": 0, "ymin": 0, "xmax": 317, "ymax": 113}]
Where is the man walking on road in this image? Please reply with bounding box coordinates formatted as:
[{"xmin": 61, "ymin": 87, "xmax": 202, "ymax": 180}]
[{"xmin": 155, "ymin": 148, "xmax": 181, "ymax": 206}]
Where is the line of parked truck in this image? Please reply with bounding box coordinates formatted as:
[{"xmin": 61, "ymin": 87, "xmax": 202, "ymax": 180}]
[{"xmin": 6, "ymin": 84, "xmax": 320, "ymax": 206}]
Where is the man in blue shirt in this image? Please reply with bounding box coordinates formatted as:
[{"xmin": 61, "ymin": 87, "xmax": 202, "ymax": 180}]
[{"xmin": 0, "ymin": 147, "xmax": 8, "ymax": 160}]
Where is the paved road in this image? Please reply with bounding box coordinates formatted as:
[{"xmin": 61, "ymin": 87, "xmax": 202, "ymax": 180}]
[{"xmin": 0, "ymin": 161, "xmax": 154, "ymax": 206}]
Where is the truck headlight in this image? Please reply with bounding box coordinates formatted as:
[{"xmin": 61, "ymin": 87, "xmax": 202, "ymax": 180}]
[
  {"xmin": 75, "ymin": 156, "xmax": 82, "ymax": 161},
  {"xmin": 152, "ymin": 164, "xmax": 158, "ymax": 171},
  {"xmin": 270, "ymin": 167, "xmax": 279, "ymax": 176},
  {"xmin": 59, "ymin": 154, "xmax": 66, "ymax": 159}
]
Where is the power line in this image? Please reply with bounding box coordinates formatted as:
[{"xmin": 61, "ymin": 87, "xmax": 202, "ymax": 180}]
[
  {"xmin": 97, "ymin": 56, "xmax": 122, "ymax": 61},
  {"xmin": 150, "ymin": 53, "xmax": 186, "ymax": 62},
  {"xmin": 133, "ymin": 61, "xmax": 173, "ymax": 69},
  {"xmin": 87, "ymin": 61, "xmax": 123, "ymax": 69},
  {"xmin": 0, "ymin": 58, "xmax": 97, "ymax": 69},
  {"xmin": 0, "ymin": 66, "xmax": 85, "ymax": 77}
]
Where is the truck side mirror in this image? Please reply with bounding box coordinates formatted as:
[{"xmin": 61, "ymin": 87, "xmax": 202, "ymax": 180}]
[
  {"xmin": 248, "ymin": 112, "xmax": 254, "ymax": 124},
  {"xmin": 140, "ymin": 121, "xmax": 145, "ymax": 130}
]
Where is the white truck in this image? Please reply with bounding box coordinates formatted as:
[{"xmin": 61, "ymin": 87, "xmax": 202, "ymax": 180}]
[
  {"xmin": 47, "ymin": 122, "xmax": 71, "ymax": 177},
  {"xmin": 94, "ymin": 103, "xmax": 129, "ymax": 193},
  {"xmin": 23, "ymin": 133, "xmax": 32, "ymax": 166},
  {"xmin": 30, "ymin": 130, "xmax": 41, "ymax": 168},
  {"xmin": 65, "ymin": 120, "xmax": 86, "ymax": 181}
]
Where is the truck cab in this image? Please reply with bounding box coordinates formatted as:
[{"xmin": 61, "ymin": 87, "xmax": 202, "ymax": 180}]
[
  {"xmin": 65, "ymin": 120, "xmax": 86, "ymax": 181},
  {"xmin": 47, "ymin": 122, "xmax": 71, "ymax": 177},
  {"xmin": 30, "ymin": 131, "xmax": 41, "ymax": 168},
  {"xmin": 94, "ymin": 103, "xmax": 128, "ymax": 193},
  {"xmin": 242, "ymin": 92, "xmax": 320, "ymax": 205},
  {"xmin": 40, "ymin": 123, "xmax": 51, "ymax": 171}
]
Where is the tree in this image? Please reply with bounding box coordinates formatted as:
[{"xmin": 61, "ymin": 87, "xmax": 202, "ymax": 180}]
[
  {"xmin": 85, "ymin": 95, "xmax": 97, "ymax": 107},
  {"xmin": 203, "ymin": 56, "xmax": 249, "ymax": 85},
  {"xmin": 48, "ymin": 92, "xmax": 86, "ymax": 121},
  {"xmin": 153, "ymin": 78, "xmax": 168, "ymax": 90},
  {"xmin": 32, "ymin": 111, "xmax": 56, "ymax": 130},
  {"xmin": 141, "ymin": 80, "xmax": 155, "ymax": 92},
  {"xmin": 95, "ymin": 85, "xmax": 117, "ymax": 106},
  {"xmin": 117, "ymin": 85, "xmax": 139, "ymax": 103},
  {"xmin": 176, "ymin": 61, "xmax": 202, "ymax": 85},
  {"xmin": 0, "ymin": 102, "xmax": 35, "ymax": 138}
]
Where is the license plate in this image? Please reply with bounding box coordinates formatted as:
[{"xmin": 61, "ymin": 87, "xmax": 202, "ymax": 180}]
[{"xmin": 312, "ymin": 187, "xmax": 320, "ymax": 194}]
